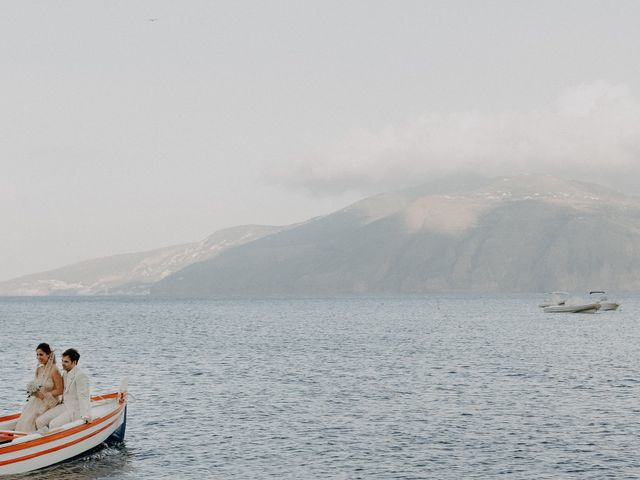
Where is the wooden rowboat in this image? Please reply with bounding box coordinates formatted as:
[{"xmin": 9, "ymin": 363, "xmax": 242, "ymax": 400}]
[{"xmin": 0, "ymin": 387, "xmax": 127, "ymax": 475}]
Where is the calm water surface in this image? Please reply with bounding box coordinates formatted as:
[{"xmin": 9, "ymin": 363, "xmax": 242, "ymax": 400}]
[{"xmin": 1, "ymin": 295, "xmax": 639, "ymax": 479}]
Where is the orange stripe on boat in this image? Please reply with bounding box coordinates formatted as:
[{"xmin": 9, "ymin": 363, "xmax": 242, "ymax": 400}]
[
  {"xmin": 0, "ymin": 418, "xmax": 119, "ymax": 466},
  {"xmin": 0, "ymin": 393, "xmax": 118, "ymax": 424},
  {"xmin": 0, "ymin": 403, "xmax": 124, "ymax": 455},
  {"xmin": 90, "ymin": 393, "xmax": 118, "ymax": 401},
  {"xmin": 0, "ymin": 414, "xmax": 20, "ymax": 423}
]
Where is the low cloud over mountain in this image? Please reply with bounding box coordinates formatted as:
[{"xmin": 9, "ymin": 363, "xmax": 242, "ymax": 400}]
[{"xmin": 277, "ymin": 82, "xmax": 640, "ymax": 196}]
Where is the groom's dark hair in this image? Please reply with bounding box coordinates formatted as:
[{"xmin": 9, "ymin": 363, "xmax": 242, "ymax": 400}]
[{"xmin": 62, "ymin": 348, "xmax": 80, "ymax": 363}]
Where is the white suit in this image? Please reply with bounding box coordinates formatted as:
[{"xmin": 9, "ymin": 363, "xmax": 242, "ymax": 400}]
[{"xmin": 36, "ymin": 366, "xmax": 91, "ymax": 430}]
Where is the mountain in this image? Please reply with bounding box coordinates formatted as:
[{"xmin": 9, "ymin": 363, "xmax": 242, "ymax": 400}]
[
  {"xmin": 5, "ymin": 175, "xmax": 640, "ymax": 296},
  {"xmin": 151, "ymin": 175, "xmax": 640, "ymax": 295},
  {"xmin": 0, "ymin": 225, "xmax": 283, "ymax": 295}
]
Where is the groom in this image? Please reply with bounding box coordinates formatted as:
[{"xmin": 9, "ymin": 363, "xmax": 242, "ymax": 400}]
[{"xmin": 36, "ymin": 348, "xmax": 91, "ymax": 431}]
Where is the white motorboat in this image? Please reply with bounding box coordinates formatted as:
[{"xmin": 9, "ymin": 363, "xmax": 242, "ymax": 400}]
[
  {"xmin": 542, "ymin": 295, "xmax": 601, "ymax": 313},
  {"xmin": 589, "ymin": 291, "xmax": 620, "ymax": 311},
  {"xmin": 538, "ymin": 291, "xmax": 569, "ymax": 308},
  {"xmin": 543, "ymin": 303, "xmax": 601, "ymax": 313},
  {"xmin": 0, "ymin": 386, "xmax": 127, "ymax": 475}
]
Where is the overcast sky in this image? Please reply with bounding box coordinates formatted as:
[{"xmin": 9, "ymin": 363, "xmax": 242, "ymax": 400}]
[{"xmin": 2, "ymin": 0, "xmax": 640, "ymax": 281}]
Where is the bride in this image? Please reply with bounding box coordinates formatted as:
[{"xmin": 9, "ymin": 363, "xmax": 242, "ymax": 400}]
[{"xmin": 15, "ymin": 343, "xmax": 64, "ymax": 432}]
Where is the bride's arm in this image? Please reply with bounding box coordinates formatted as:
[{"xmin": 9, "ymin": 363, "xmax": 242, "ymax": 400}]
[
  {"xmin": 33, "ymin": 366, "xmax": 44, "ymax": 399},
  {"xmin": 49, "ymin": 369, "xmax": 63, "ymax": 397},
  {"xmin": 37, "ymin": 369, "xmax": 63, "ymax": 407}
]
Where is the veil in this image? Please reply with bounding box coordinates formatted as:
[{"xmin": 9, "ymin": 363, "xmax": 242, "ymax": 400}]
[{"xmin": 37, "ymin": 350, "xmax": 57, "ymax": 383}]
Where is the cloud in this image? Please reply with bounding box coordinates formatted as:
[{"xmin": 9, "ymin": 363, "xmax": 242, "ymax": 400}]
[{"xmin": 280, "ymin": 81, "xmax": 640, "ymax": 195}]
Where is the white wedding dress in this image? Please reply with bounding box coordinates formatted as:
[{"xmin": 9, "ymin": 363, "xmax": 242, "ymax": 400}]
[{"xmin": 15, "ymin": 357, "xmax": 60, "ymax": 433}]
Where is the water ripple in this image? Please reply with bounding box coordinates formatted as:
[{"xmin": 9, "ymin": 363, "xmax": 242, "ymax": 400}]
[{"xmin": 1, "ymin": 294, "xmax": 640, "ymax": 478}]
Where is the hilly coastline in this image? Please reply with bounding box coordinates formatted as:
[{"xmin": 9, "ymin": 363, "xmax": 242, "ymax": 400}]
[
  {"xmin": 0, "ymin": 225, "xmax": 282, "ymax": 295},
  {"xmin": 152, "ymin": 175, "xmax": 640, "ymax": 295},
  {"xmin": 3, "ymin": 175, "xmax": 640, "ymax": 296}
]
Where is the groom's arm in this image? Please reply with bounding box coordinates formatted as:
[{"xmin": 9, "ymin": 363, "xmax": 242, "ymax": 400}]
[{"xmin": 77, "ymin": 372, "xmax": 91, "ymax": 421}]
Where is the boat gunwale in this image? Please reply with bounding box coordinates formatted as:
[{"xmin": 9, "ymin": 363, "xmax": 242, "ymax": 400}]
[
  {"xmin": 0, "ymin": 417, "xmax": 121, "ymax": 468},
  {"xmin": 0, "ymin": 392, "xmax": 125, "ymax": 455}
]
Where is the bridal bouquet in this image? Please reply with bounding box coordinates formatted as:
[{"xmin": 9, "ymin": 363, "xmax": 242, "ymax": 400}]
[{"xmin": 26, "ymin": 380, "xmax": 40, "ymax": 399}]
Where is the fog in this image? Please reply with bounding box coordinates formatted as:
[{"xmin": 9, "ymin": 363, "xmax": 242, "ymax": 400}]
[
  {"xmin": 2, "ymin": 0, "xmax": 640, "ymax": 280},
  {"xmin": 280, "ymin": 82, "xmax": 640, "ymax": 194}
]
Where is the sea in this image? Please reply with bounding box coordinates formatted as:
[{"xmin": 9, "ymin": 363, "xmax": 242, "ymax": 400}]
[{"xmin": 1, "ymin": 294, "xmax": 639, "ymax": 479}]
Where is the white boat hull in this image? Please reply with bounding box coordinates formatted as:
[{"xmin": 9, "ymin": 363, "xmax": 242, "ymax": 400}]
[
  {"xmin": 538, "ymin": 292, "xmax": 570, "ymax": 308},
  {"xmin": 543, "ymin": 303, "xmax": 601, "ymax": 313},
  {"xmin": 0, "ymin": 392, "xmax": 126, "ymax": 475},
  {"xmin": 599, "ymin": 302, "xmax": 619, "ymax": 311},
  {"xmin": 589, "ymin": 291, "xmax": 620, "ymax": 312}
]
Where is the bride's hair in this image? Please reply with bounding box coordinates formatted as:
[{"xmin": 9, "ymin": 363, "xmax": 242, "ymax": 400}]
[
  {"xmin": 36, "ymin": 343, "xmax": 52, "ymax": 355},
  {"xmin": 36, "ymin": 342, "xmax": 56, "ymax": 365}
]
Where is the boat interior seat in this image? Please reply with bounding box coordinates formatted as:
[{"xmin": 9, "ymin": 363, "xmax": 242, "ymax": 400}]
[
  {"xmin": 0, "ymin": 420, "xmax": 17, "ymax": 432},
  {"xmin": 90, "ymin": 401, "xmax": 116, "ymax": 419},
  {"xmin": 55, "ymin": 401, "xmax": 116, "ymax": 431},
  {"xmin": 3, "ymin": 432, "xmax": 42, "ymax": 445},
  {"xmin": 57, "ymin": 419, "xmax": 85, "ymax": 432},
  {"xmin": 0, "ymin": 398, "xmax": 118, "ymax": 443}
]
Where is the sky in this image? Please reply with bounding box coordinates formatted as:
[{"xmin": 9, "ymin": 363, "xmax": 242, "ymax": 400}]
[{"xmin": 2, "ymin": 0, "xmax": 640, "ymax": 281}]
